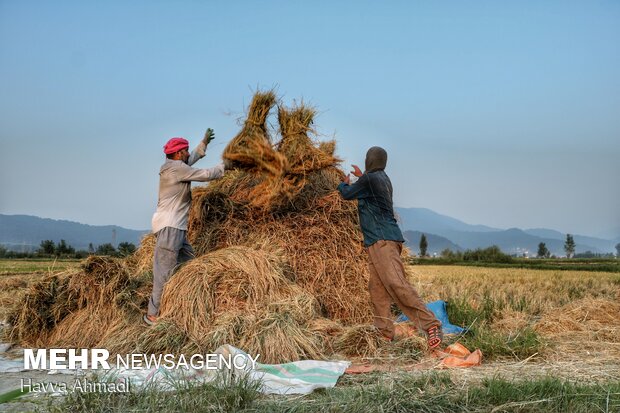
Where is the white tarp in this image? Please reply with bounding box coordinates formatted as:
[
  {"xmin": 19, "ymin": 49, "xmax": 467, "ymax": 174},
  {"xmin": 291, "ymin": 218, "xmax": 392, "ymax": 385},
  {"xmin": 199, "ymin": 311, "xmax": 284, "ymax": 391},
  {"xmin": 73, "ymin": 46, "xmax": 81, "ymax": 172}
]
[{"xmin": 0, "ymin": 345, "xmax": 350, "ymax": 395}]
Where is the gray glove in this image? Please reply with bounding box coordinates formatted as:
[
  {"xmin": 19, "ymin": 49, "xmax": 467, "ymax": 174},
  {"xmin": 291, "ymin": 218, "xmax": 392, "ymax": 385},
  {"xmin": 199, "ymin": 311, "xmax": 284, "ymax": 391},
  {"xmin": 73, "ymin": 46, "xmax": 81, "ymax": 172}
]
[
  {"xmin": 203, "ymin": 128, "xmax": 215, "ymax": 146},
  {"xmin": 223, "ymin": 159, "xmax": 234, "ymax": 170}
]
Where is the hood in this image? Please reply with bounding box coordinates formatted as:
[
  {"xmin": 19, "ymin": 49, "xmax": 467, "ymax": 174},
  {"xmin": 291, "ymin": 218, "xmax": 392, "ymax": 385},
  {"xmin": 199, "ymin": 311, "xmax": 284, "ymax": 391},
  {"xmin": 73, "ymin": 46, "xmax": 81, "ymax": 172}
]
[{"xmin": 365, "ymin": 146, "xmax": 387, "ymax": 172}]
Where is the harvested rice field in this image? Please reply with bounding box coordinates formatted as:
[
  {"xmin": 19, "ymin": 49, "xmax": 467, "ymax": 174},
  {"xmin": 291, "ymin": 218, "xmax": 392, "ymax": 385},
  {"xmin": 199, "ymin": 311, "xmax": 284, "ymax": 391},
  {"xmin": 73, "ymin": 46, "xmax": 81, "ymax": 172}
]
[
  {"xmin": 1, "ymin": 261, "xmax": 619, "ymax": 411},
  {"xmin": 1, "ymin": 92, "xmax": 618, "ymax": 411},
  {"xmin": 0, "ymin": 260, "xmax": 80, "ymax": 321},
  {"xmin": 409, "ymin": 266, "xmax": 620, "ymax": 380},
  {"xmin": 2, "ymin": 262, "xmax": 618, "ymax": 371}
]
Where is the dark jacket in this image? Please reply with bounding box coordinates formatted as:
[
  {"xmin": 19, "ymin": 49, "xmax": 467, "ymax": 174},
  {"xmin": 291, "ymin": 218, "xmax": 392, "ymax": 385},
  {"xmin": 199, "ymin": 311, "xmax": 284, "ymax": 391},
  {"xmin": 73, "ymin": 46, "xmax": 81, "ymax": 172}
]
[{"xmin": 337, "ymin": 170, "xmax": 405, "ymax": 247}]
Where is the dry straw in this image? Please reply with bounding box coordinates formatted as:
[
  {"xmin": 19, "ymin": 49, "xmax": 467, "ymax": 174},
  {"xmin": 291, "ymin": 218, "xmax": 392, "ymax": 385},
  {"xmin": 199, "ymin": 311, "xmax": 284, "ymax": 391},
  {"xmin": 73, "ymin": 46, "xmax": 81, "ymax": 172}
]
[
  {"xmin": 6, "ymin": 90, "xmax": 409, "ymax": 363},
  {"xmin": 222, "ymin": 90, "xmax": 284, "ymax": 175},
  {"xmin": 7, "ymin": 272, "xmax": 76, "ymax": 346},
  {"xmin": 157, "ymin": 247, "xmax": 295, "ymax": 339},
  {"xmin": 535, "ymin": 297, "xmax": 620, "ymax": 339},
  {"xmin": 187, "ymin": 191, "xmax": 372, "ymax": 322},
  {"xmin": 187, "ymin": 93, "xmax": 372, "ymax": 323},
  {"xmin": 334, "ymin": 325, "xmax": 389, "ymax": 358},
  {"xmin": 222, "ymin": 90, "xmax": 288, "ymax": 208},
  {"xmin": 276, "ymin": 104, "xmax": 341, "ymax": 205},
  {"xmin": 125, "ymin": 233, "xmax": 156, "ymax": 275}
]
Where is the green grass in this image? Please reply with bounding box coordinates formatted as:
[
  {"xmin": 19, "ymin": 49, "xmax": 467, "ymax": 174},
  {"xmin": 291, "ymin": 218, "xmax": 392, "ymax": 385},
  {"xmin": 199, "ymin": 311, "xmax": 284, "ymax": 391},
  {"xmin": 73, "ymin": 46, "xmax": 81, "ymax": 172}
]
[
  {"xmin": 0, "ymin": 388, "xmax": 30, "ymax": 404},
  {"xmin": 409, "ymin": 257, "xmax": 620, "ymax": 272},
  {"xmin": 446, "ymin": 295, "xmax": 497, "ymax": 326},
  {"xmin": 446, "ymin": 297, "xmax": 546, "ymax": 360},
  {"xmin": 0, "ymin": 258, "xmax": 81, "ymax": 275},
  {"xmin": 457, "ymin": 327, "xmax": 545, "ymax": 360},
  {"xmin": 44, "ymin": 373, "xmax": 261, "ymax": 413},
  {"xmin": 446, "ymin": 293, "xmax": 533, "ymax": 325},
  {"xmin": 41, "ymin": 372, "xmax": 620, "ymax": 413}
]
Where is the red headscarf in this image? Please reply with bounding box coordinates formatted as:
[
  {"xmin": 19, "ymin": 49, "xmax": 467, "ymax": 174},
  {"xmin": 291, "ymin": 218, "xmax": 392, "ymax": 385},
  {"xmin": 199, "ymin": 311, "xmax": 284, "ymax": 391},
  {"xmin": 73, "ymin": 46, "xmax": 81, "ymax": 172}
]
[{"xmin": 163, "ymin": 137, "xmax": 189, "ymax": 154}]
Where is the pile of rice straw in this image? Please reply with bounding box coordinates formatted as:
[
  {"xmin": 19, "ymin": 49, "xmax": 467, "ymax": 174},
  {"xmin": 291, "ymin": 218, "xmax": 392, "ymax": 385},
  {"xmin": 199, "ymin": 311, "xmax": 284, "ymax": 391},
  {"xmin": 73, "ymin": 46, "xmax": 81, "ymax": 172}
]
[{"xmin": 5, "ymin": 91, "xmax": 422, "ymax": 363}]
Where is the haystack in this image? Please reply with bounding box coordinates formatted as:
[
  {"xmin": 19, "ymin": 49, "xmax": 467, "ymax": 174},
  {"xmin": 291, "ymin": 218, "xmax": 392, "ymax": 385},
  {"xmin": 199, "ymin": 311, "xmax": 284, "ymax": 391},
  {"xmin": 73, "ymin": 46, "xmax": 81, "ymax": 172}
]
[
  {"xmin": 7, "ymin": 256, "xmax": 149, "ymax": 349},
  {"xmin": 125, "ymin": 233, "xmax": 156, "ymax": 275},
  {"xmin": 222, "ymin": 91, "xmax": 288, "ymax": 209},
  {"xmin": 187, "ymin": 189, "xmax": 371, "ymax": 322},
  {"xmin": 187, "ymin": 97, "xmax": 371, "ymax": 323},
  {"xmin": 276, "ymin": 104, "xmax": 341, "ymax": 205},
  {"xmin": 7, "ymin": 272, "xmax": 76, "ymax": 346},
  {"xmin": 6, "ymin": 91, "xmax": 384, "ymax": 364}
]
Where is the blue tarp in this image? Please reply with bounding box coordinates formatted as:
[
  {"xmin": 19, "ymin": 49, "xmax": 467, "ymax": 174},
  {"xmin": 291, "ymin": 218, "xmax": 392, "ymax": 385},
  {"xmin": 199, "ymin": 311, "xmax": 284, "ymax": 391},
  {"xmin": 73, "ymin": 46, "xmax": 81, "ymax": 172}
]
[{"xmin": 395, "ymin": 300, "xmax": 467, "ymax": 335}]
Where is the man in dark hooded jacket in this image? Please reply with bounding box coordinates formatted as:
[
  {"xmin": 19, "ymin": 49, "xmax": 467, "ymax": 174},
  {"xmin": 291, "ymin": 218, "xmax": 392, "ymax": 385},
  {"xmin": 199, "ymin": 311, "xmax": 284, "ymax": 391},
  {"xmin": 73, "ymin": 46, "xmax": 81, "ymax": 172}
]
[{"xmin": 337, "ymin": 147, "xmax": 442, "ymax": 349}]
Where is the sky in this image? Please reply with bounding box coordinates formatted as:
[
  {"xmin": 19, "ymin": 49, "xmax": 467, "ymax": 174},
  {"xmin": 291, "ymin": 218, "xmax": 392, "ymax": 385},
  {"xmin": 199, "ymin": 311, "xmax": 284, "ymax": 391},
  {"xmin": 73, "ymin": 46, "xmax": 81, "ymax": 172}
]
[{"xmin": 0, "ymin": 1, "xmax": 618, "ymax": 238}]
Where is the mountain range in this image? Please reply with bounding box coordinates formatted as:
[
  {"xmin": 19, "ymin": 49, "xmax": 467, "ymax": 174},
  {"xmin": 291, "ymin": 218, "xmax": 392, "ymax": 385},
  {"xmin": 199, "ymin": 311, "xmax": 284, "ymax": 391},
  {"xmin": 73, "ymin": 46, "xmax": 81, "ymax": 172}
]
[
  {"xmin": 395, "ymin": 207, "xmax": 619, "ymax": 256},
  {"xmin": 0, "ymin": 214, "xmax": 148, "ymax": 252},
  {"xmin": 403, "ymin": 231, "xmax": 462, "ymax": 255},
  {"xmin": 1, "ymin": 211, "xmax": 618, "ymax": 256}
]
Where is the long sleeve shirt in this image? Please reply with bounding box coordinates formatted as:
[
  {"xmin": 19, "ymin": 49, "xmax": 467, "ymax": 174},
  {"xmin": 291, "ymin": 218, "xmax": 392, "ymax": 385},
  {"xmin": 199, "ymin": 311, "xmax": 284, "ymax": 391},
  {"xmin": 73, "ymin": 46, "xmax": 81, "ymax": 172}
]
[
  {"xmin": 337, "ymin": 171, "xmax": 405, "ymax": 247},
  {"xmin": 151, "ymin": 142, "xmax": 224, "ymax": 233}
]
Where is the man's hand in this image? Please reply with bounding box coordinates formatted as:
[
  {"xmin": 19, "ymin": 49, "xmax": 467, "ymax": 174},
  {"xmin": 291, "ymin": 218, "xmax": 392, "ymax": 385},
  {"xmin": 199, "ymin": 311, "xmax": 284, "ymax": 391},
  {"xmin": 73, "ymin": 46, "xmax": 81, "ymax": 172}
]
[
  {"xmin": 343, "ymin": 174, "xmax": 351, "ymax": 185},
  {"xmin": 350, "ymin": 164, "xmax": 363, "ymax": 177},
  {"xmin": 203, "ymin": 128, "xmax": 215, "ymax": 146}
]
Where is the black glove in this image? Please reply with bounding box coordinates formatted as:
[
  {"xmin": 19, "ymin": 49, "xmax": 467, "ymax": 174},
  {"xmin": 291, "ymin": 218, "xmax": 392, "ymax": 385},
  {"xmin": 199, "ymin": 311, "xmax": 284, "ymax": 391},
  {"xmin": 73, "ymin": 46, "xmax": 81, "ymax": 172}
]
[{"xmin": 203, "ymin": 128, "xmax": 215, "ymax": 146}]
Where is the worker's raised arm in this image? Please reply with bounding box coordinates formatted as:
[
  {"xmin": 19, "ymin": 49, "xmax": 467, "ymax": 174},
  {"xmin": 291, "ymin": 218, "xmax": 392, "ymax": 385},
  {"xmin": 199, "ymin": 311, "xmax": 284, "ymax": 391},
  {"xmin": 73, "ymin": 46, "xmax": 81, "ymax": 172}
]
[
  {"xmin": 174, "ymin": 162, "xmax": 225, "ymax": 182},
  {"xmin": 188, "ymin": 129, "xmax": 216, "ymax": 166},
  {"xmin": 337, "ymin": 173, "xmax": 371, "ymax": 200},
  {"xmin": 187, "ymin": 143, "xmax": 205, "ymax": 166}
]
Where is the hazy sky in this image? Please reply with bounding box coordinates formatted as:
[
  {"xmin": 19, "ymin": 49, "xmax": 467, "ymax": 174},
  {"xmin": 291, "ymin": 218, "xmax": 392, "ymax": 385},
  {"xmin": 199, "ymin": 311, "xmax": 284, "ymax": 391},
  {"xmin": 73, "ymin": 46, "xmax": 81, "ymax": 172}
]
[{"xmin": 1, "ymin": 1, "xmax": 618, "ymax": 238}]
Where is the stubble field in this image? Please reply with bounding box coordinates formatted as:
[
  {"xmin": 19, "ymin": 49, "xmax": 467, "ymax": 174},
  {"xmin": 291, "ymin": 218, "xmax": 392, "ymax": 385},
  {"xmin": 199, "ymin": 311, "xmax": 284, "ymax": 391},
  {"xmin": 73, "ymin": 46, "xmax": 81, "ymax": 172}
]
[{"xmin": 0, "ymin": 259, "xmax": 618, "ymax": 412}]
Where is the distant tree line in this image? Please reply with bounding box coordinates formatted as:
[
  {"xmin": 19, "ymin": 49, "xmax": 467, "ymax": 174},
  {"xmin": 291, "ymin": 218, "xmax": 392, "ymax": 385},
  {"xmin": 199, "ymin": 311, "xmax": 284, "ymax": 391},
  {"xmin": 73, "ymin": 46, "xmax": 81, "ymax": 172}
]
[
  {"xmin": 572, "ymin": 251, "xmax": 616, "ymax": 259},
  {"xmin": 435, "ymin": 245, "xmax": 617, "ymax": 263},
  {"xmin": 438, "ymin": 245, "xmax": 514, "ymax": 263},
  {"xmin": 0, "ymin": 240, "xmax": 136, "ymax": 259},
  {"xmin": 418, "ymin": 233, "xmax": 619, "ymax": 261}
]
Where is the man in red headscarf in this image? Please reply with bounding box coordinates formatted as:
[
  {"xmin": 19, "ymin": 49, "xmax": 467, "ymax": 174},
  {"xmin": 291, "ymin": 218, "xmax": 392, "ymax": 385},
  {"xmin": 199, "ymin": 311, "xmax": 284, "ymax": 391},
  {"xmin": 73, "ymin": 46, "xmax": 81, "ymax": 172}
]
[{"xmin": 145, "ymin": 129, "xmax": 230, "ymax": 325}]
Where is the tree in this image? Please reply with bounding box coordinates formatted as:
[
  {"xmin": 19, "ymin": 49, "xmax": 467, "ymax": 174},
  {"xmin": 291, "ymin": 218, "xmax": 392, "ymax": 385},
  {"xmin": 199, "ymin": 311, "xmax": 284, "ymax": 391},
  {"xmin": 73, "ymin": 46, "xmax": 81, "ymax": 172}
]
[
  {"xmin": 440, "ymin": 248, "xmax": 454, "ymax": 259},
  {"xmin": 574, "ymin": 251, "xmax": 597, "ymax": 258},
  {"xmin": 616, "ymin": 243, "xmax": 620, "ymax": 258},
  {"xmin": 117, "ymin": 242, "xmax": 136, "ymax": 257},
  {"xmin": 96, "ymin": 243, "xmax": 117, "ymax": 256},
  {"xmin": 564, "ymin": 234, "xmax": 576, "ymax": 258},
  {"xmin": 440, "ymin": 248, "xmax": 462, "ymax": 260},
  {"xmin": 88, "ymin": 243, "xmax": 95, "ymax": 254},
  {"xmin": 537, "ymin": 242, "xmax": 550, "ymax": 258},
  {"xmin": 56, "ymin": 239, "xmax": 75, "ymax": 256},
  {"xmin": 462, "ymin": 246, "xmax": 513, "ymax": 263},
  {"xmin": 74, "ymin": 250, "xmax": 89, "ymax": 259},
  {"xmin": 39, "ymin": 240, "xmax": 56, "ymax": 255},
  {"xmin": 419, "ymin": 234, "xmax": 428, "ymax": 257}
]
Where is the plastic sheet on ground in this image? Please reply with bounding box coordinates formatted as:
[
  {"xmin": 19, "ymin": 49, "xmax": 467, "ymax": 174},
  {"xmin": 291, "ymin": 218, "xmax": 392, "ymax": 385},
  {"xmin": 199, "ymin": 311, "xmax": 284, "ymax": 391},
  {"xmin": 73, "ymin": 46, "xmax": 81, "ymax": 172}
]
[
  {"xmin": 345, "ymin": 342, "xmax": 483, "ymax": 374},
  {"xmin": 434, "ymin": 343, "xmax": 483, "ymax": 368},
  {"xmin": 0, "ymin": 357, "xmax": 26, "ymax": 373},
  {"xmin": 0, "ymin": 345, "xmax": 349, "ymax": 395},
  {"xmin": 109, "ymin": 345, "xmax": 349, "ymax": 395},
  {"xmin": 396, "ymin": 300, "xmax": 468, "ymax": 334}
]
